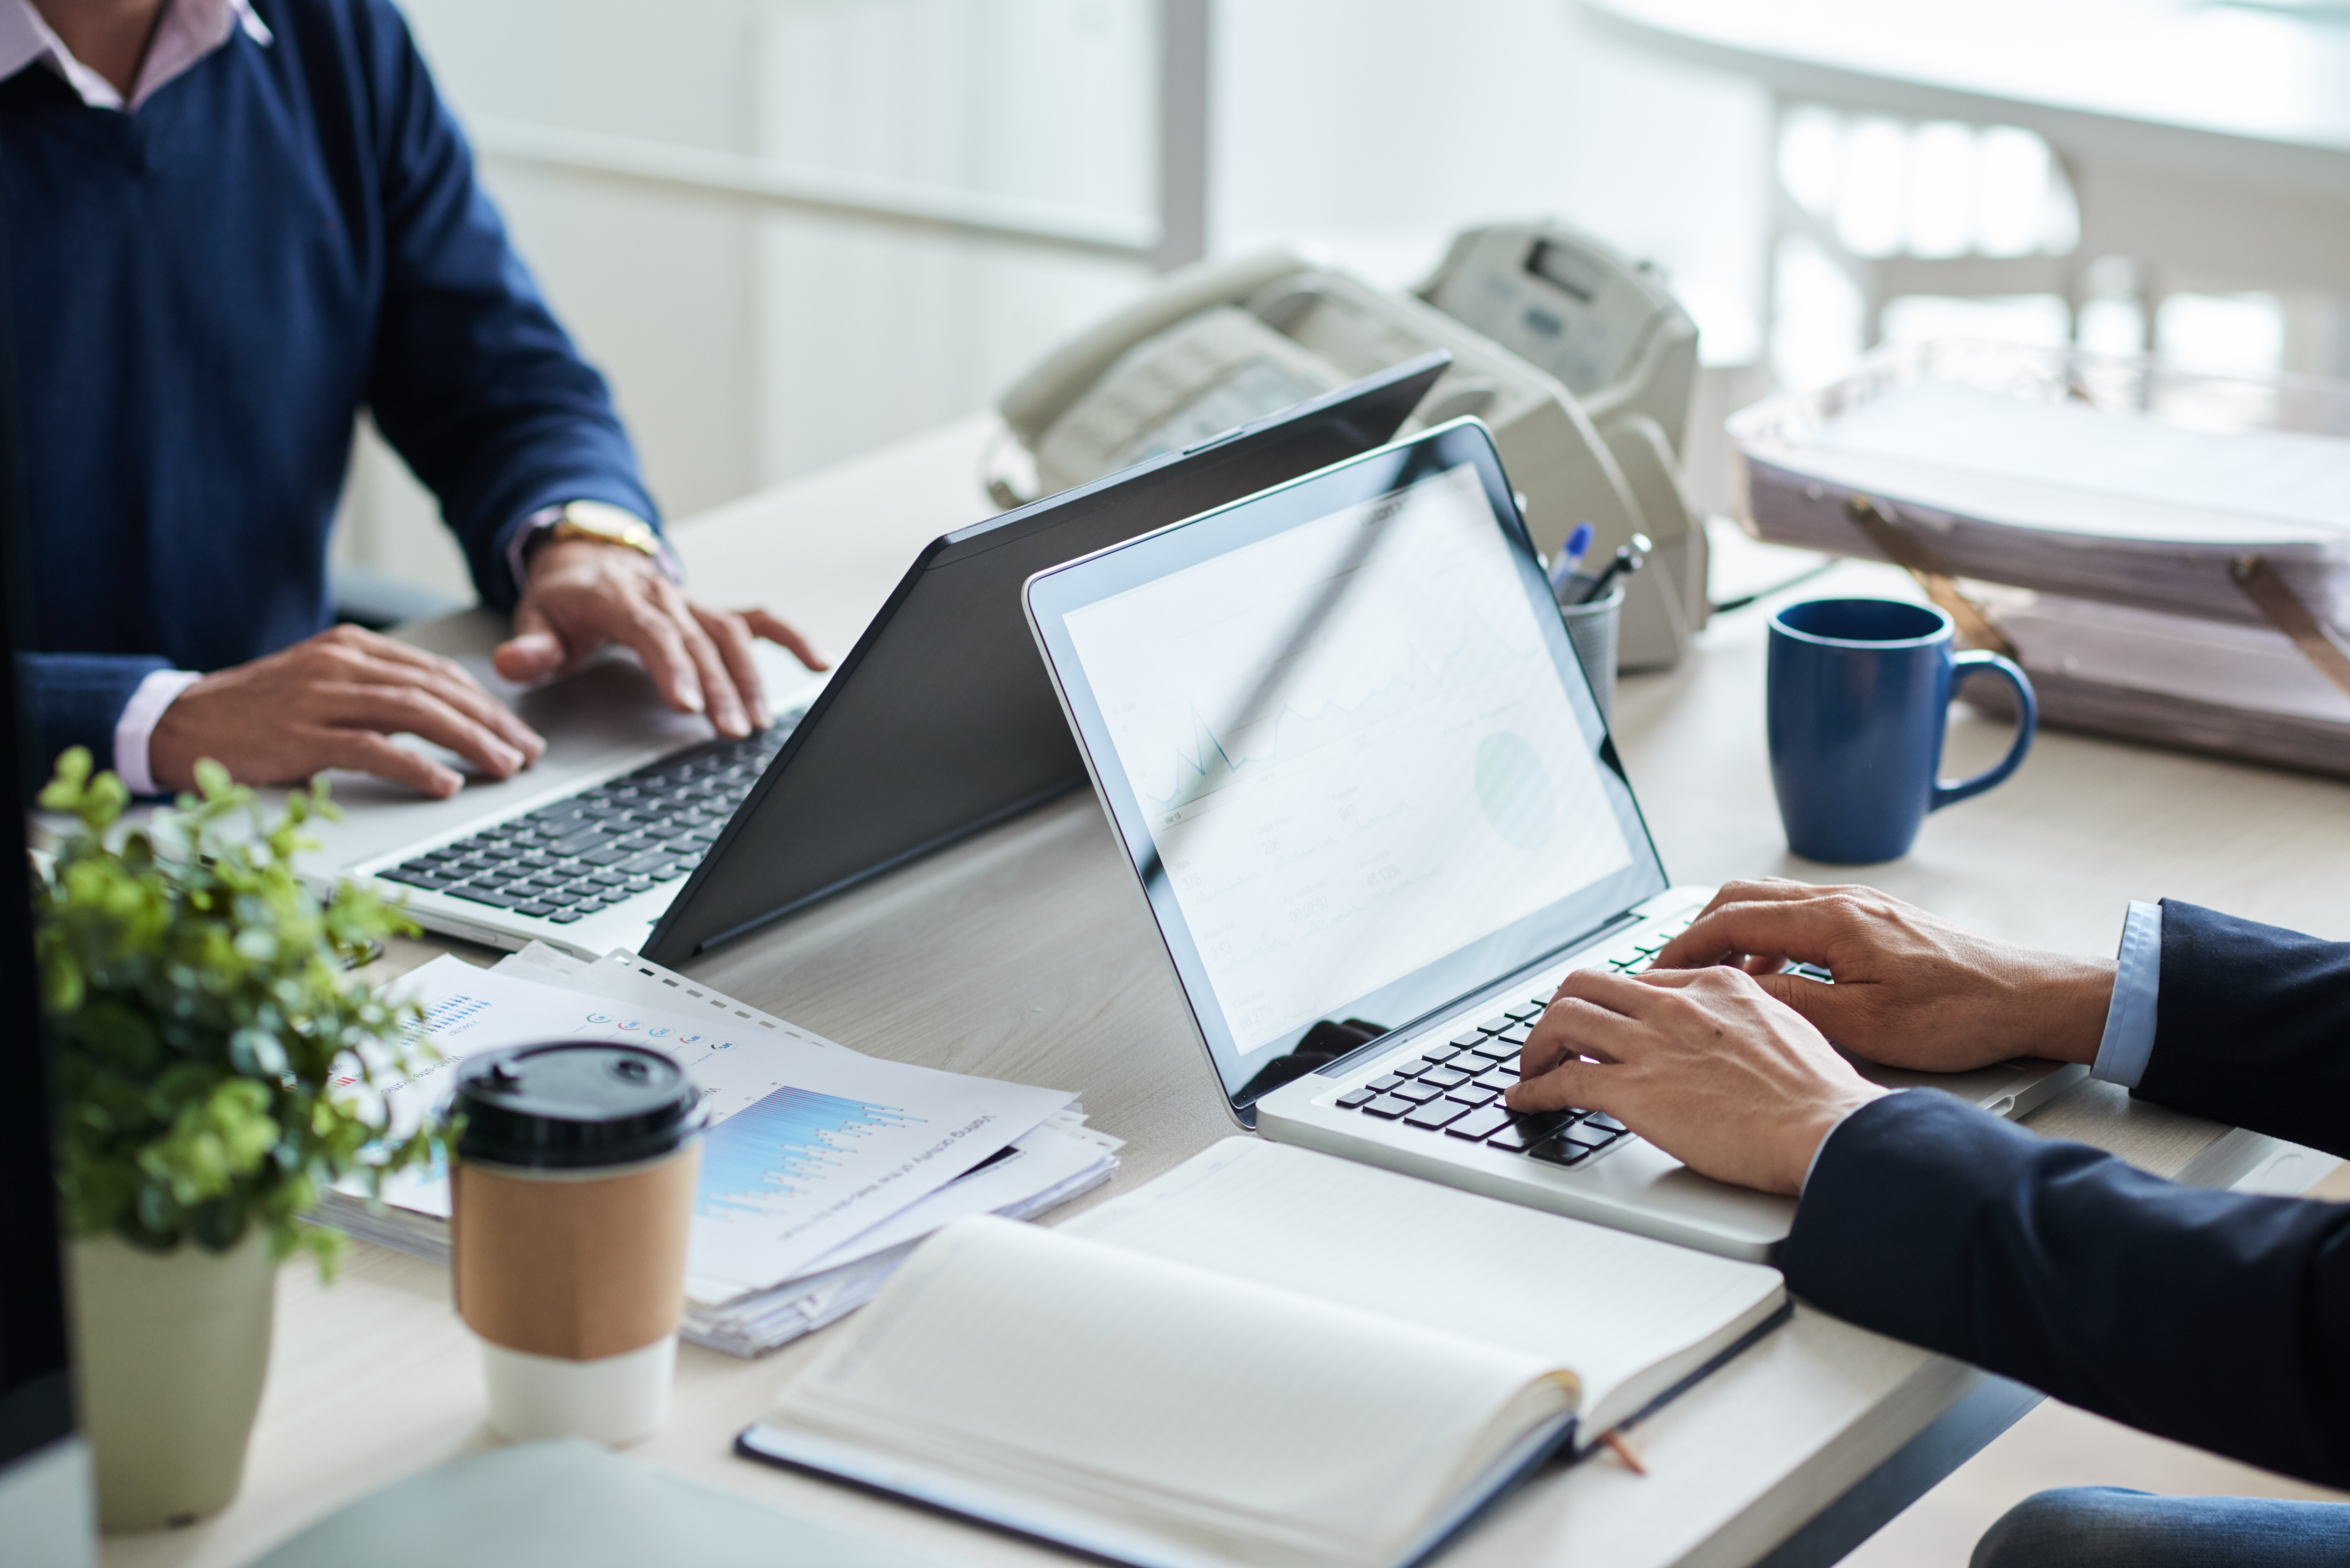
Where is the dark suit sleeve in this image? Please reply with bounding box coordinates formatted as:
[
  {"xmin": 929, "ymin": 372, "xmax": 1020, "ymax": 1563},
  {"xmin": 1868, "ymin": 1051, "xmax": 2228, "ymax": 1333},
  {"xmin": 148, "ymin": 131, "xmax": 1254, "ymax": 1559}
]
[
  {"xmin": 1782, "ymin": 1091, "xmax": 2350, "ymax": 1488},
  {"xmin": 345, "ymin": 0, "xmax": 658, "ymax": 611},
  {"xmin": 14, "ymin": 652, "xmax": 170, "ymax": 786},
  {"xmin": 2133, "ymin": 900, "xmax": 2350, "ymax": 1159}
]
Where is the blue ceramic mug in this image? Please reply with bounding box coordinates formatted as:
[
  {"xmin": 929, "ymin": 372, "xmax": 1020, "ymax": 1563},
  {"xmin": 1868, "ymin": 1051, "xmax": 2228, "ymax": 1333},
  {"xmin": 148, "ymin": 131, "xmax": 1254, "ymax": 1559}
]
[{"xmin": 1767, "ymin": 598, "xmax": 2037, "ymax": 863}]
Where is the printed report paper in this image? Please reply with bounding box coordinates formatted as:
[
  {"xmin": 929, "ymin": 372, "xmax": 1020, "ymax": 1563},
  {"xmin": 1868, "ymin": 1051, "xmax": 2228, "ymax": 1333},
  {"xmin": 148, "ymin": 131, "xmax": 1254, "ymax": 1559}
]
[{"xmin": 356, "ymin": 955, "xmax": 1076, "ymax": 1291}]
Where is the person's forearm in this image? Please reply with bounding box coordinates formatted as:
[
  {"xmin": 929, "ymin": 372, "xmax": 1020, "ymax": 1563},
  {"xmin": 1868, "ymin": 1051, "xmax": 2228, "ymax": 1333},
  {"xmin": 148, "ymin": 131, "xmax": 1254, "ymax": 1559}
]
[
  {"xmin": 1784, "ymin": 1093, "xmax": 2350, "ymax": 1488},
  {"xmin": 2134, "ymin": 901, "xmax": 2350, "ymax": 1158}
]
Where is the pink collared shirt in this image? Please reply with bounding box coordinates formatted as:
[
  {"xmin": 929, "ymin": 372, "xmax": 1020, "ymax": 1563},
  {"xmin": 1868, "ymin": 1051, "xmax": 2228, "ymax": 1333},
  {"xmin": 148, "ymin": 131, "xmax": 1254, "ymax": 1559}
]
[{"xmin": 0, "ymin": 0, "xmax": 271, "ymax": 113}]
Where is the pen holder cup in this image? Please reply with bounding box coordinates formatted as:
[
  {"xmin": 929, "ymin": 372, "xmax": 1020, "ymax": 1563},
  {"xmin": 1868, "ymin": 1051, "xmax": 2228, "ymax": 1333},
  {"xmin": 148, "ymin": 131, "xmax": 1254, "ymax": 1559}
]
[{"xmin": 1555, "ymin": 574, "xmax": 1624, "ymax": 722}]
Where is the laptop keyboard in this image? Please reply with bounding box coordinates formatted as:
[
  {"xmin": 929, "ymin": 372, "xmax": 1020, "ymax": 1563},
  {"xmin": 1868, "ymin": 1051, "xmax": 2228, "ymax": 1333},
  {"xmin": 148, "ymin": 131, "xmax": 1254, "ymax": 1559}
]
[
  {"xmin": 1331, "ymin": 914, "xmax": 1697, "ymax": 1169},
  {"xmin": 372, "ymin": 715, "xmax": 801, "ymax": 925}
]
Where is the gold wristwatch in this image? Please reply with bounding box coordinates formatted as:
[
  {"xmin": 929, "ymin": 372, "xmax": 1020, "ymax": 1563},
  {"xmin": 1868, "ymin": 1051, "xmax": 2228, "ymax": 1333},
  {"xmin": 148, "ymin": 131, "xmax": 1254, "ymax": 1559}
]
[{"xmin": 538, "ymin": 500, "xmax": 660, "ymax": 560}]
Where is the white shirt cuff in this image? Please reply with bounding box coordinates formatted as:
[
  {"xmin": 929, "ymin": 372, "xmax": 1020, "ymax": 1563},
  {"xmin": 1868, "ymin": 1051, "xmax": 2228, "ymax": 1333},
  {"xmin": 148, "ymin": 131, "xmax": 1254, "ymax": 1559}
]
[
  {"xmin": 506, "ymin": 504, "xmax": 682, "ymax": 594},
  {"xmin": 2090, "ymin": 900, "xmax": 2164, "ymax": 1090},
  {"xmin": 113, "ymin": 669, "xmax": 204, "ymax": 797}
]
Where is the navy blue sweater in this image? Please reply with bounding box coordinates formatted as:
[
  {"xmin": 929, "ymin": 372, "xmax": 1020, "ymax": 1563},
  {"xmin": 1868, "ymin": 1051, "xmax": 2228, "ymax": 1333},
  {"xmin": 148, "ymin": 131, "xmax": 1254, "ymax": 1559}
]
[{"xmin": 2, "ymin": 0, "xmax": 656, "ymax": 776}]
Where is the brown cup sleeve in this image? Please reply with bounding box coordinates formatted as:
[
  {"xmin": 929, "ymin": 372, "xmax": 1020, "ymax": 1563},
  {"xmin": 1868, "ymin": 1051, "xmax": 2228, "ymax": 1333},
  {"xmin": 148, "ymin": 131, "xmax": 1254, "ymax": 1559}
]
[{"xmin": 451, "ymin": 1143, "xmax": 700, "ymax": 1361}]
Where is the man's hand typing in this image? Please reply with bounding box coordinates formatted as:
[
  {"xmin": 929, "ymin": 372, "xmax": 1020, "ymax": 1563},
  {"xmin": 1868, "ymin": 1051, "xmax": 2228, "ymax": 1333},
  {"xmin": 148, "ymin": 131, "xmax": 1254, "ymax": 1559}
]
[
  {"xmin": 148, "ymin": 625, "xmax": 547, "ymax": 798},
  {"xmin": 1649, "ymin": 879, "xmax": 2115, "ymax": 1074},
  {"xmin": 492, "ymin": 540, "xmax": 826, "ymax": 740},
  {"xmin": 1503, "ymin": 965, "xmax": 1887, "ymax": 1195}
]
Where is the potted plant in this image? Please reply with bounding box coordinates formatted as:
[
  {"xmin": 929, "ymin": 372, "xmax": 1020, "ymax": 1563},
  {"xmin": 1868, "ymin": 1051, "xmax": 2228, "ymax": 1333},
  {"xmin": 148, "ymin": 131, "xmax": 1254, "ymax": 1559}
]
[{"xmin": 36, "ymin": 750, "xmax": 436, "ymax": 1532}]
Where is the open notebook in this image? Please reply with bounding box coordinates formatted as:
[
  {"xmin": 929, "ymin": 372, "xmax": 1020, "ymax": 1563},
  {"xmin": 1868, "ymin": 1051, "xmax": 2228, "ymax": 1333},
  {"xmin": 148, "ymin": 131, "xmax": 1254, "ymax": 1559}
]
[{"xmin": 739, "ymin": 1139, "xmax": 1787, "ymax": 1568}]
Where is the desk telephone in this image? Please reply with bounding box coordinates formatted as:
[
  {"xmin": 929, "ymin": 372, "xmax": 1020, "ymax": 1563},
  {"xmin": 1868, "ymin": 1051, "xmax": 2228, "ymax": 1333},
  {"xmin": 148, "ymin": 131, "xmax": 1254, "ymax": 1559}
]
[{"xmin": 993, "ymin": 223, "xmax": 1706, "ymax": 669}]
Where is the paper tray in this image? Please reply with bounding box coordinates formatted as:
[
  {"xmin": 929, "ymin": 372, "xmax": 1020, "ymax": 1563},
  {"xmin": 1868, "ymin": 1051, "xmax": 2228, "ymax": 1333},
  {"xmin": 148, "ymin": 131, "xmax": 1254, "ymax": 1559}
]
[{"xmin": 1728, "ymin": 340, "xmax": 2350, "ymax": 631}]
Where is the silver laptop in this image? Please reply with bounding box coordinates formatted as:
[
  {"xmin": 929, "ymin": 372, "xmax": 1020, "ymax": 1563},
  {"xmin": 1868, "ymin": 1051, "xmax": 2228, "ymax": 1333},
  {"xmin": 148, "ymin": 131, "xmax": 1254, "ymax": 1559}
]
[
  {"xmin": 286, "ymin": 629, "xmax": 823, "ymax": 959},
  {"xmin": 1022, "ymin": 419, "xmax": 2083, "ymax": 1262},
  {"xmin": 284, "ymin": 363, "xmax": 1450, "ymax": 961}
]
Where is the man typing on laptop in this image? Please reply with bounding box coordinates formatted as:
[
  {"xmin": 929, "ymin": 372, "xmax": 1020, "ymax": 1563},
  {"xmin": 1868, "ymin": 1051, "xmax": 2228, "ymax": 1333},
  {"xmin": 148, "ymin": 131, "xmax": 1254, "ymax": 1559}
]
[
  {"xmin": 1506, "ymin": 877, "xmax": 2350, "ymax": 1561},
  {"xmin": 8, "ymin": 0, "xmax": 822, "ymax": 801}
]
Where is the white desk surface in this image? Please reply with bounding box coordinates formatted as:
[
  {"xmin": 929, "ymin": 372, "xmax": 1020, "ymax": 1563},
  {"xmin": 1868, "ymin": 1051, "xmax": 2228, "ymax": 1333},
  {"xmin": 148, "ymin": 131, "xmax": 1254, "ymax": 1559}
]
[
  {"xmin": 104, "ymin": 414, "xmax": 2350, "ymax": 1568},
  {"xmin": 1581, "ymin": 0, "xmax": 2350, "ymax": 191}
]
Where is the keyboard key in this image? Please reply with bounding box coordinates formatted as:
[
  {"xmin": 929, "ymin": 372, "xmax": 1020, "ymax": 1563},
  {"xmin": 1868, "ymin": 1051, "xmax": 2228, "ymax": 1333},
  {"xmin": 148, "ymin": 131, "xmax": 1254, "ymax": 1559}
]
[
  {"xmin": 549, "ymin": 911, "xmax": 584, "ymax": 924},
  {"xmin": 1585, "ymin": 1113, "xmax": 1627, "ymax": 1134},
  {"xmin": 1419, "ymin": 1067, "xmax": 1469, "ymax": 1090},
  {"xmin": 1472, "ymin": 1068, "xmax": 1519, "ymax": 1093},
  {"xmin": 1404, "ymin": 1099, "xmax": 1468, "ymax": 1130},
  {"xmin": 1449, "ymin": 1031, "xmax": 1487, "ymax": 1049},
  {"xmin": 1487, "ymin": 1111, "xmax": 1573, "ymax": 1152},
  {"xmin": 379, "ymin": 866, "xmax": 455, "ymax": 889},
  {"xmin": 578, "ymin": 845, "xmax": 636, "ymax": 867},
  {"xmin": 1467, "ymin": 1038, "xmax": 1516, "ymax": 1061},
  {"xmin": 1444, "ymin": 1085, "xmax": 1498, "ymax": 1109},
  {"xmin": 1419, "ymin": 1046, "xmax": 1462, "ymax": 1067},
  {"xmin": 620, "ymin": 848, "xmax": 678, "ymax": 875},
  {"xmin": 516, "ymin": 903, "xmax": 557, "ymax": 919},
  {"xmin": 1360, "ymin": 1096, "xmax": 1415, "ymax": 1119},
  {"xmin": 1337, "ymin": 1087, "xmax": 1377, "ymax": 1109},
  {"xmin": 1476, "ymin": 1015, "xmax": 1514, "ymax": 1035},
  {"xmin": 1390, "ymin": 1081, "xmax": 1443, "ymax": 1104},
  {"xmin": 1498, "ymin": 1023, "xmax": 1533, "ymax": 1046},
  {"xmin": 1504, "ymin": 1003, "xmax": 1544, "ymax": 1022},
  {"xmin": 449, "ymin": 887, "xmax": 527, "ymax": 910},
  {"xmin": 1366, "ymin": 1074, "xmax": 1406, "ymax": 1093},
  {"xmin": 1528, "ymin": 1136, "xmax": 1594, "ymax": 1167},
  {"xmin": 1446, "ymin": 1104, "xmax": 1512, "ymax": 1140}
]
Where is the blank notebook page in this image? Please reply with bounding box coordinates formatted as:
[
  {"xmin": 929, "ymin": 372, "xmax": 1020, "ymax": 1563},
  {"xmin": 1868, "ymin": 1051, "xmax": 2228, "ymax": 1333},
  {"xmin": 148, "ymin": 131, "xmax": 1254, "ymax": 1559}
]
[
  {"xmin": 1062, "ymin": 1138, "xmax": 1785, "ymax": 1431},
  {"xmin": 770, "ymin": 1214, "xmax": 1565, "ymax": 1564}
]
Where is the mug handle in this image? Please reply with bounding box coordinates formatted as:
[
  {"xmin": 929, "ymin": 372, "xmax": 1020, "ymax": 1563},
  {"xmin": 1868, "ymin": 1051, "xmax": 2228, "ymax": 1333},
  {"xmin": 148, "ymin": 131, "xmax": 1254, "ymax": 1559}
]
[{"xmin": 1931, "ymin": 652, "xmax": 2038, "ymax": 811}]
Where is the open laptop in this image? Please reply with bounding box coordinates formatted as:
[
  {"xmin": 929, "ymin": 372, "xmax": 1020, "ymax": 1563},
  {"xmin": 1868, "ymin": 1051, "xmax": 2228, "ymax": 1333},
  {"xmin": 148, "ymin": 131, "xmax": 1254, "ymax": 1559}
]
[
  {"xmin": 1022, "ymin": 419, "xmax": 2085, "ymax": 1262},
  {"xmin": 301, "ymin": 355, "xmax": 1449, "ymax": 960}
]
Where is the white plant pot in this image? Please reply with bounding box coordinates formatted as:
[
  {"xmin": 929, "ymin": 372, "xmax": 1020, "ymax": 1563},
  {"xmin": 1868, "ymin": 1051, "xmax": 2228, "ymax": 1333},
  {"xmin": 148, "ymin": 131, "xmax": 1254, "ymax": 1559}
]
[{"xmin": 65, "ymin": 1227, "xmax": 277, "ymax": 1533}]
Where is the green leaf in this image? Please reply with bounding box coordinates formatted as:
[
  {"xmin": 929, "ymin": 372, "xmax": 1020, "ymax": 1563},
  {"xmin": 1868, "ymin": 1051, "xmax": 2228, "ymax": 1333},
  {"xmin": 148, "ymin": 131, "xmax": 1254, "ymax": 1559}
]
[{"xmin": 38, "ymin": 755, "xmax": 430, "ymax": 1270}]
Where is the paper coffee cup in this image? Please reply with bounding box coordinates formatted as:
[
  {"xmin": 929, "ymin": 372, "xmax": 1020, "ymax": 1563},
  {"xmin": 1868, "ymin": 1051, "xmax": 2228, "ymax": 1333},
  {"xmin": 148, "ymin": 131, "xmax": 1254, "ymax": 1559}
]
[{"xmin": 448, "ymin": 1043, "xmax": 703, "ymax": 1446}]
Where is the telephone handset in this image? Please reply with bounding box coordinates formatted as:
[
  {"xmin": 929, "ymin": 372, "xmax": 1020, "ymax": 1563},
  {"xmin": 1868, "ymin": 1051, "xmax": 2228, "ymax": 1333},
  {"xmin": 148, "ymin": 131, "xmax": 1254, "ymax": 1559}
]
[{"xmin": 994, "ymin": 225, "xmax": 1707, "ymax": 670}]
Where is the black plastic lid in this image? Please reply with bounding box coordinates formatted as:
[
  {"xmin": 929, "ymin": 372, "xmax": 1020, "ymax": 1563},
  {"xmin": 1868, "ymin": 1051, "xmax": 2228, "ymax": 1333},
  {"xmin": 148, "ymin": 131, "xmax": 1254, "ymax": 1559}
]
[{"xmin": 451, "ymin": 1042, "xmax": 702, "ymax": 1170}]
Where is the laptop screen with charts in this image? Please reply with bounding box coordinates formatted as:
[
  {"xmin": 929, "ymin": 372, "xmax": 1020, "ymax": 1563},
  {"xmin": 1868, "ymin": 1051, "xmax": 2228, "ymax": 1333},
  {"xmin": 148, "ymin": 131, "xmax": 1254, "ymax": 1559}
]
[
  {"xmin": 1028, "ymin": 419, "xmax": 2088, "ymax": 1263},
  {"xmin": 1025, "ymin": 420, "xmax": 1666, "ymax": 1113}
]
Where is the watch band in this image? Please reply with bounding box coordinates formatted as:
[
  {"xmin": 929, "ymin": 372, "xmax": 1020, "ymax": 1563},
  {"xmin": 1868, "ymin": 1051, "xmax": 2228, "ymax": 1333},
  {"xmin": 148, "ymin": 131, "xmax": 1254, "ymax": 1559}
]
[
  {"xmin": 508, "ymin": 500, "xmax": 682, "ymax": 592},
  {"xmin": 541, "ymin": 499, "xmax": 660, "ymax": 559}
]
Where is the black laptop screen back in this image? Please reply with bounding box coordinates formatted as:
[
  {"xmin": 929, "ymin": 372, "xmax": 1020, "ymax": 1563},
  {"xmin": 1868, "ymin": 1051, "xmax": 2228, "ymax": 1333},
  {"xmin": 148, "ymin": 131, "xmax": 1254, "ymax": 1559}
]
[{"xmin": 644, "ymin": 355, "xmax": 1449, "ymax": 962}]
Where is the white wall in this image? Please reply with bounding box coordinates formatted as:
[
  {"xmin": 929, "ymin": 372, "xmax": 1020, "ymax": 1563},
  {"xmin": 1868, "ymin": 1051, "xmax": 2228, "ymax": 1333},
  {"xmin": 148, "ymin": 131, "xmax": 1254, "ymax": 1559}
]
[
  {"xmin": 332, "ymin": 0, "xmax": 1772, "ymax": 603},
  {"xmin": 1210, "ymin": 1, "xmax": 1770, "ymax": 364}
]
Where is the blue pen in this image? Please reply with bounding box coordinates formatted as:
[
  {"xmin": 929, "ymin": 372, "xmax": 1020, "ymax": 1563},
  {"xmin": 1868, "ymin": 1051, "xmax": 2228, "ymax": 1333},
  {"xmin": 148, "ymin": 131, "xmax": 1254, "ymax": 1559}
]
[{"xmin": 1547, "ymin": 522, "xmax": 1595, "ymax": 593}]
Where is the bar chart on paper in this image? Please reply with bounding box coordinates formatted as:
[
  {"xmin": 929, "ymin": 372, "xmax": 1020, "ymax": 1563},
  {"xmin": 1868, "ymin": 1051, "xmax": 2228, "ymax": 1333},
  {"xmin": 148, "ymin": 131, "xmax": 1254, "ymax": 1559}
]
[
  {"xmin": 358, "ymin": 957, "xmax": 1079, "ymax": 1295},
  {"xmin": 699, "ymin": 1088, "xmax": 924, "ymax": 1216}
]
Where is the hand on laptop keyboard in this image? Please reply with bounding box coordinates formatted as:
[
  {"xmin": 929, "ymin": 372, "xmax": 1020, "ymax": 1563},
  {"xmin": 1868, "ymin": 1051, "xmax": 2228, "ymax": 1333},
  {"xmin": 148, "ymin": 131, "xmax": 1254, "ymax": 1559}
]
[
  {"xmin": 496, "ymin": 539, "xmax": 828, "ymax": 740},
  {"xmin": 376, "ymin": 720, "xmax": 795, "ymax": 924},
  {"xmin": 1647, "ymin": 879, "xmax": 2115, "ymax": 1075},
  {"xmin": 1506, "ymin": 964, "xmax": 1889, "ymax": 1196}
]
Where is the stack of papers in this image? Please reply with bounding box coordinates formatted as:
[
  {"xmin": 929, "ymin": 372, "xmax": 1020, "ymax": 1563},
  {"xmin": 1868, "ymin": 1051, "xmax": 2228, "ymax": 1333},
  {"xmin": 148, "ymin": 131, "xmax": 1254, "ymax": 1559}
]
[
  {"xmin": 1730, "ymin": 346, "xmax": 2350, "ymax": 777},
  {"xmin": 316, "ymin": 946, "xmax": 1120, "ymax": 1356},
  {"xmin": 1734, "ymin": 375, "xmax": 2350, "ymax": 630}
]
